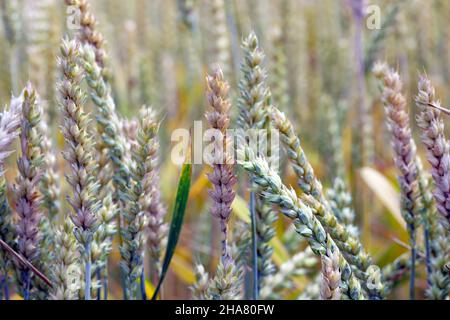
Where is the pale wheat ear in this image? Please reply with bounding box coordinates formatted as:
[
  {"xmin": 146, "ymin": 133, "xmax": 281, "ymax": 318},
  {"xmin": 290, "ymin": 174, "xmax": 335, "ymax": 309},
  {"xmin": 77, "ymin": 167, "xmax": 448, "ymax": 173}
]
[
  {"xmin": 190, "ymin": 263, "xmax": 210, "ymax": 300},
  {"xmin": 58, "ymin": 38, "xmax": 100, "ymax": 300},
  {"xmin": 240, "ymin": 154, "xmax": 365, "ymax": 300},
  {"xmin": 270, "ymin": 101, "xmax": 379, "ymax": 298},
  {"xmin": 237, "ymin": 32, "xmax": 276, "ymax": 299},
  {"xmin": 81, "ymin": 44, "xmax": 132, "ymax": 299},
  {"xmin": 117, "ymin": 105, "xmax": 161, "ymax": 300}
]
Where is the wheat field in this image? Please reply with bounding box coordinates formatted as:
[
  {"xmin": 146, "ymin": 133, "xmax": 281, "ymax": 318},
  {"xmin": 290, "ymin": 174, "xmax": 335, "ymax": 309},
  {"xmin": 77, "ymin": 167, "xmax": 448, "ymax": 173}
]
[{"xmin": 0, "ymin": 0, "xmax": 448, "ymax": 300}]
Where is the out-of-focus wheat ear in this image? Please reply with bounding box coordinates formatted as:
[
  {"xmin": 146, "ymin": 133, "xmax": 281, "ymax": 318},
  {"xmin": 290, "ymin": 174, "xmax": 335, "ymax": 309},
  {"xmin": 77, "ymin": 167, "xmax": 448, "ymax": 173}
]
[
  {"xmin": 364, "ymin": 3, "xmax": 400, "ymax": 73},
  {"xmin": 38, "ymin": 118, "xmax": 60, "ymax": 221},
  {"xmin": 327, "ymin": 177, "xmax": 359, "ymax": 238},
  {"xmin": 209, "ymin": 0, "xmax": 231, "ymax": 79},
  {"xmin": 190, "ymin": 264, "xmax": 210, "ymax": 300},
  {"xmin": 349, "ymin": 0, "xmax": 373, "ymax": 165},
  {"xmin": 269, "ymin": 26, "xmax": 290, "ymax": 117},
  {"xmin": 35, "ymin": 114, "xmax": 60, "ymax": 299},
  {"xmin": 297, "ymin": 274, "xmax": 321, "ymax": 300},
  {"xmin": 64, "ymin": 0, "xmax": 110, "ymax": 82},
  {"xmin": 146, "ymin": 164, "xmax": 167, "ymax": 283},
  {"xmin": 0, "ymin": 0, "xmax": 21, "ymax": 94},
  {"xmin": 381, "ymin": 252, "xmax": 416, "ymax": 296},
  {"xmin": 261, "ymin": 247, "xmax": 316, "ymax": 299}
]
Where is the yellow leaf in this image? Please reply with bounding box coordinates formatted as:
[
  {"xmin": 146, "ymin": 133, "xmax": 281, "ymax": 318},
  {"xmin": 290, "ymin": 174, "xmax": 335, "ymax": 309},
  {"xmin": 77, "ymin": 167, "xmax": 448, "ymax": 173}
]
[
  {"xmin": 190, "ymin": 167, "xmax": 210, "ymax": 199},
  {"xmin": 145, "ymin": 280, "xmax": 156, "ymax": 299},
  {"xmin": 11, "ymin": 293, "xmax": 22, "ymax": 300},
  {"xmin": 171, "ymin": 252, "xmax": 196, "ymax": 284},
  {"xmin": 270, "ymin": 237, "xmax": 290, "ymax": 266},
  {"xmin": 359, "ymin": 167, "xmax": 405, "ymax": 229},
  {"xmin": 231, "ymin": 195, "xmax": 251, "ymax": 223}
]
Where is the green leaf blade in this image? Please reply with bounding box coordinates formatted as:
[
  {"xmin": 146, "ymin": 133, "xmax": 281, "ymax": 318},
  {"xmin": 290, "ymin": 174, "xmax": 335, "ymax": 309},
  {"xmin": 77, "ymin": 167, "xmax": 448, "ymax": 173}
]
[{"xmin": 151, "ymin": 162, "xmax": 192, "ymax": 300}]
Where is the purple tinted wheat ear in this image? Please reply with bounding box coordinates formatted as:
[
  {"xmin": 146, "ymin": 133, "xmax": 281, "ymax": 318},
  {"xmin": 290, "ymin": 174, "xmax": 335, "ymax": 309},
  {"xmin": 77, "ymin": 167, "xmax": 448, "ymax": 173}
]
[
  {"xmin": 373, "ymin": 63, "xmax": 420, "ymax": 298},
  {"xmin": 374, "ymin": 64, "xmax": 420, "ymax": 229},
  {"xmin": 13, "ymin": 83, "xmax": 45, "ymax": 300},
  {"xmin": 204, "ymin": 69, "xmax": 243, "ymax": 300},
  {"xmin": 415, "ymin": 75, "xmax": 450, "ymax": 231},
  {"xmin": 205, "ymin": 68, "xmax": 236, "ymax": 261}
]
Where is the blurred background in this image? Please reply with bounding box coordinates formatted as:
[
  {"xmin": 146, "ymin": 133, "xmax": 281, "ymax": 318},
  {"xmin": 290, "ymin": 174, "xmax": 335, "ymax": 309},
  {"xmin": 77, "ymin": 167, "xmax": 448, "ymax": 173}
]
[{"xmin": 0, "ymin": 0, "xmax": 449, "ymax": 299}]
